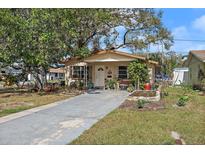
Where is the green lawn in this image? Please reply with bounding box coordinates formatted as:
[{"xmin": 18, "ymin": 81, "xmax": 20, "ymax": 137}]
[
  {"xmin": 0, "ymin": 89, "xmax": 77, "ymax": 117},
  {"xmin": 71, "ymin": 87, "xmax": 205, "ymax": 144}
]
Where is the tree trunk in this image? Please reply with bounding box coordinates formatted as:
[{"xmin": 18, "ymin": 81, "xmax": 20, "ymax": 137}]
[
  {"xmin": 20, "ymin": 80, "xmax": 26, "ymax": 89},
  {"xmin": 33, "ymin": 74, "xmax": 43, "ymax": 91},
  {"xmin": 43, "ymin": 67, "xmax": 48, "ymax": 86},
  {"xmin": 137, "ymin": 78, "xmax": 140, "ymax": 90}
]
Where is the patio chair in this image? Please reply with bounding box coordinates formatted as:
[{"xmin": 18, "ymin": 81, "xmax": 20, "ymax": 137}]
[{"xmin": 119, "ymin": 79, "xmax": 131, "ymax": 90}]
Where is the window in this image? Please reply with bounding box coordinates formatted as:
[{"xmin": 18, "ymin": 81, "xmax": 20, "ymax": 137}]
[
  {"xmin": 59, "ymin": 73, "xmax": 64, "ymax": 77},
  {"xmin": 55, "ymin": 73, "xmax": 58, "ymax": 77},
  {"xmin": 59, "ymin": 73, "xmax": 64, "ymax": 79},
  {"xmin": 72, "ymin": 66, "xmax": 85, "ymax": 79},
  {"xmin": 118, "ymin": 66, "xmax": 127, "ymax": 79}
]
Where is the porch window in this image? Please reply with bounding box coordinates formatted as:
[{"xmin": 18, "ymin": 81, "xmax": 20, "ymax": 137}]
[
  {"xmin": 118, "ymin": 66, "xmax": 128, "ymax": 79},
  {"xmin": 55, "ymin": 73, "xmax": 58, "ymax": 77},
  {"xmin": 72, "ymin": 66, "xmax": 85, "ymax": 79},
  {"xmin": 59, "ymin": 73, "xmax": 64, "ymax": 79}
]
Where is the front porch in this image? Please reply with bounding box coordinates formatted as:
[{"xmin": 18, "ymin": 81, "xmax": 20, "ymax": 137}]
[
  {"xmin": 66, "ymin": 61, "xmax": 132, "ymax": 90},
  {"xmin": 63, "ymin": 50, "xmax": 157, "ymax": 90}
]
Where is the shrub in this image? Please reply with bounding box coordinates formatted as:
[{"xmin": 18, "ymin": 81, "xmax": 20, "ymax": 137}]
[
  {"xmin": 162, "ymin": 91, "xmax": 169, "ymax": 97},
  {"xmin": 201, "ymin": 78, "xmax": 205, "ymax": 91},
  {"xmin": 106, "ymin": 79, "xmax": 117, "ymax": 89},
  {"xmin": 70, "ymin": 81, "xmax": 77, "ymax": 89},
  {"xmin": 87, "ymin": 81, "xmax": 94, "ymax": 89},
  {"xmin": 176, "ymin": 96, "xmax": 189, "ymax": 106},
  {"xmin": 151, "ymin": 83, "xmax": 159, "ymax": 90},
  {"xmin": 128, "ymin": 59, "xmax": 149, "ymax": 89},
  {"xmin": 127, "ymin": 84, "xmax": 135, "ymax": 93},
  {"xmin": 193, "ymin": 84, "xmax": 202, "ymax": 91},
  {"xmin": 136, "ymin": 99, "xmax": 150, "ymax": 109},
  {"xmin": 77, "ymin": 80, "xmax": 84, "ymax": 90}
]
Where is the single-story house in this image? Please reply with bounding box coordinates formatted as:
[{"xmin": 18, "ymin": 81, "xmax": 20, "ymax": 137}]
[
  {"xmin": 0, "ymin": 66, "xmax": 22, "ymax": 76},
  {"xmin": 47, "ymin": 68, "xmax": 65, "ymax": 80},
  {"xmin": 183, "ymin": 50, "xmax": 205, "ymax": 85},
  {"xmin": 62, "ymin": 50, "xmax": 158, "ymax": 89},
  {"xmin": 28, "ymin": 67, "xmax": 65, "ymax": 81},
  {"xmin": 172, "ymin": 67, "xmax": 189, "ymax": 85}
]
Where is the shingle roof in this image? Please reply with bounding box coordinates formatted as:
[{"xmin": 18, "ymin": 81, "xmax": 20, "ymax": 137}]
[
  {"xmin": 62, "ymin": 50, "xmax": 158, "ymax": 65},
  {"xmin": 190, "ymin": 50, "xmax": 205, "ymax": 62}
]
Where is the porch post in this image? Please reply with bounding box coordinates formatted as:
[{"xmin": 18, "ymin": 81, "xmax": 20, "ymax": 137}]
[
  {"xmin": 85, "ymin": 65, "xmax": 87, "ymax": 87},
  {"xmin": 83, "ymin": 65, "xmax": 86, "ymax": 87},
  {"xmin": 80, "ymin": 66, "xmax": 81, "ymax": 81}
]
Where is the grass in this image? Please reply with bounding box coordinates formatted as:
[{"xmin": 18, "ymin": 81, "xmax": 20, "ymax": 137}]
[
  {"xmin": 71, "ymin": 87, "xmax": 205, "ymax": 145},
  {"xmin": 0, "ymin": 89, "xmax": 77, "ymax": 117}
]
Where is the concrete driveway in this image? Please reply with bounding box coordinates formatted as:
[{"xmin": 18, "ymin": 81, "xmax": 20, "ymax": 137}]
[{"xmin": 0, "ymin": 90, "xmax": 128, "ymax": 145}]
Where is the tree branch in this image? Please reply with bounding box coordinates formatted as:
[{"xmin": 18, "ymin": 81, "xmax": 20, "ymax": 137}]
[
  {"xmin": 109, "ymin": 29, "xmax": 132, "ymax": 50},
  {"xmin": 82, "ymin": 30, "xmax": 97, "ymax": 47}
]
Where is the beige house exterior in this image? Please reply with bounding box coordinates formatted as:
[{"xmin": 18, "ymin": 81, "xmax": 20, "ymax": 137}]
[
  {"xmin": 184, "ymin": 50, "xmax": 205, "ymax": 85},
  {"xmin": 62, "ymin": 50, "xmax": 158, "ymax": 88}
]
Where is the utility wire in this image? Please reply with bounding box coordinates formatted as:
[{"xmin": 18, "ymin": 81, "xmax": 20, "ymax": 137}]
[{"xmin": 174, "ymin": 39, "xmax": 205, "ymax": 42}]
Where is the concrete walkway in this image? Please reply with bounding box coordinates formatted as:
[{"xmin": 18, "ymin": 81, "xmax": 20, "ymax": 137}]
[{"xmin": 0, "ymin": 90, "xmax": 128, "ymax": 145}]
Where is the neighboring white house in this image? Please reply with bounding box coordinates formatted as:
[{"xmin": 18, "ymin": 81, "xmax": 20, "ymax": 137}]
[
  {"xmin": 46, "ymin": 68, "xmax": 65, "ymax": 80},
  {"xmin": 172, "ymin": 67, "xmax": 189, "ymax": 85},
  {"xmin": 183, "ymin": 50, "xmax": 205, "ymax": 85},
  {"xmin": 0, "ymin": 66, "xmax": 22, "ymax": 76},
  {"xmin": 27, "ymin": 68, "xmax": 65, "ymax": 81}
]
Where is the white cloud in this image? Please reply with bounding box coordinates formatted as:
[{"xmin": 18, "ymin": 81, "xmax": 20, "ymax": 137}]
[
  {"xmin": 172, "ymin": 26, "xmax": 189, "ymax": 39},
  {"xmin": 192, "ymin": 15, "xmax": 205, "ymax": 32},
  {"xmin": 170, "ymin": 26, "xmax": 193, "ymax": 54}
]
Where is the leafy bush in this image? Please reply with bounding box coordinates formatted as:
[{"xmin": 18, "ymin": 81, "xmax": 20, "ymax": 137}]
[
  {"xmin": 2, "ymin": 74, "xmax": 17, "ymax": 86},
  {"xmin": 127, "ymin": 84, "xmax": 135, "ymax": 93},
  {"xmin": 161, "ymin": 91, "xmax": 169, "ymax": 98},
  {"xmin": 87, "ymin": 81, "xmax": 94, "ymax": 89},
  {"xmin": 70, "ymin": 81, "xmax": 77, "ymax": 89},
  {"xmin": 136, "ymin": 99, "xmax": 150, "ymax": 109},
  {"xmin": 78, "ymin": 80, "xmax": 84, "ymax": 90},
  {"xmin": 128, "ymin": 60, "xmax": 149, "ymax": 89},
  {"xmin": 106, "ymin": 79, "xmax": 117, "ymax": 89},
  {"xmin": 69, "ymin": 80, "xmax": 84, "ymax": 90},
  {"xmin": 151, "ymin": 83, "xmax": 159, "ymax": 90},
  {"xmin": 201, "ymin": 78, "xmax": 205, "ymax": 91},
  {"xmin": 176, "ymin": 96, "xmax": 189, "ymax": 106}
]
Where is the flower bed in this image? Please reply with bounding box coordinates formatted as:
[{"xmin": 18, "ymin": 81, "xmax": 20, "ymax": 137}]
[
  {"xmin": 127, "ymin": 90, "xmax": 160, "ymax": 102},
  {"xmin": 130, "ymin": 90, "xmax": 156, "ymax": 97},
  {"xmin": 127, "ymin": 85, "xmax": 161, "ymax": 102}
]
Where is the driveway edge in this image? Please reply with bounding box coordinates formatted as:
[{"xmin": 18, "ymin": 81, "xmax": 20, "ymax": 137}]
[{"xmin": 0, "ymin": 95, "xmax": 79, "ymax": 124}]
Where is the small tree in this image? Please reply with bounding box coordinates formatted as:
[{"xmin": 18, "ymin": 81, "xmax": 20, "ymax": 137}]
[{"xmin": 128, "ymin": 60, "xmax": 149, "ymax": 89}]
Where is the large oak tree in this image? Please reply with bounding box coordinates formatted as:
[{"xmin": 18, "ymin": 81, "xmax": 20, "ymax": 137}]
[{"xmin": 0, "ymin": 8, "xmax": 173, "ymax": 90}]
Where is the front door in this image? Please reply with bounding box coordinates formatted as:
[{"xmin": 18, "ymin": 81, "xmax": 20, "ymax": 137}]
[{"xmin": 95, "ymin": 65, "xmax": 105, "ymax": 87}]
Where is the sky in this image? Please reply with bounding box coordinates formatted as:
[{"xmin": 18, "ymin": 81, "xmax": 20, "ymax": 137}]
[{"xmin": 161, "ymin": 8, "xmax": 205, "ymax": 55}]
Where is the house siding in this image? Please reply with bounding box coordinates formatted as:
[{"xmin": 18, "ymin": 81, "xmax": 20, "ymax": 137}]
[
  {"xmin": 188, "ymin": 56, "xmax": 205, "ymax": 85},
  {"xmin": 64, "ymin": 61, "xmax": 156, "ymax": 87},
  {"xmin": 89, "ymin": 61, "xmax": 130, "ymax": 86},
  {"xmin": 63, "ymin": 50, "xmax": 157, "ymax": 87}
]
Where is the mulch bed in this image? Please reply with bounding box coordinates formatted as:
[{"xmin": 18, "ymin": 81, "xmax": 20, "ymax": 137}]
[
  {"xmin": 119, "ymin": 100, "xmax": 136, "ymax": 109},
  {"xmin": 130, "ymin": 90, "xmax": 156, "ymax": 97},
  {"xmin": 119, "ymin": 99, "xmax": 165, "ymax": 111}
]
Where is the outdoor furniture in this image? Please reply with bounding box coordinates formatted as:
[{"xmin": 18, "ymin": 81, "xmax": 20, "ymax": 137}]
[{"xmin": 119, "ymin": 79, "xmax": 131, "ymax": 90}]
